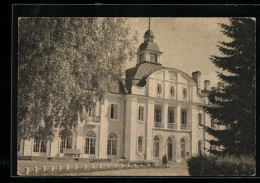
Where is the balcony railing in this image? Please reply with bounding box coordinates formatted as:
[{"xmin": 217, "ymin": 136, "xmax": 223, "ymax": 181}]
[
  {"xmin": 181, "ymin": 124, "xmax": 191, "ymax": 130},
  {"xmin": 168, "ymin": 123, "xmax": 177, "ymax": 129},
  {"xmin": 154, "ymin": 122, "xmax": 164, "ymax": 128},
  {"xmin": 86, "ymin": 116, "xmax": 100, "ymax": 123}
]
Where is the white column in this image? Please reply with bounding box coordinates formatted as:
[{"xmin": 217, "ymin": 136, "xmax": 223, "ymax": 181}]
[
  {"xmin": 98, "ymin": 100, "xmax": 109, "ymax": 159},
  {"xmin": 190, "ymin": 105, "xmax": 198, "ymax": 156},
  {"xmin": 163, "ymin": 102, "xmax": 168, "ymax": 129},
  {"xmin": 176, "ymin": 103, "xmax": 181, "ymax": 130},
  {"xmin": 46, "ymin": 141, "xmax": 51, "ymax": 157},
  {"xmin": 129, "ymin": 97, "xmax": 137, "ymax": 160},
  {"xmin": 75, "ymin": 125, "xmax": 84, "ymax": 157},
  {"xmin": 145, "ymin": 99, "xmax": 154, "ymax": 160},
  {"xmin": 50, "ymin": 132, "xmax": 59, "ymax": 157}
]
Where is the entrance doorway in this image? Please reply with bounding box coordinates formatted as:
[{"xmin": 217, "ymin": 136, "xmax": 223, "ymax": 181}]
[{"xmin": 167, "ymin": 137, "xmax": 173, "ymax": 161}]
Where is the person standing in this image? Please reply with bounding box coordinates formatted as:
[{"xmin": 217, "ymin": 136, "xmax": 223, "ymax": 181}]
[{"xmin": 162, "ymin": 154, "xmax": 168, "ymax": 168}]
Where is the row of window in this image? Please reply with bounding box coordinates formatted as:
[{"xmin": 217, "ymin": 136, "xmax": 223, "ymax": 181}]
[
  {"xmin": 103, "ymin": 103, "xmax": 204, "ymax": 127},
  {"xmin": 139, "ymin": 53, "xmax": 158, "ymax": 63},
  {"xmin": 84, "ymin": 132, "xmax": 118, "ymax": 155},
  {"xmin": 33, "ymin": 132, "xmax": 118, "ymax": 156},
  {"xmin": 153, "ymin": 136, "xmax": 186, "ymax": 158},
  {"xmin": 154, "ymin": 105, "xmax": 187, "ymax": 125},
  {"xmin": 156, "ymin": 84, "xmax": 188, "ymax": 99}
]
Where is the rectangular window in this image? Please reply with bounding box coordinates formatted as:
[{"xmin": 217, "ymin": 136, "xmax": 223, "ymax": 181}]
[
  {"xmin": 110, "ymin": 104, "xmax": 118, "ymax": 119},
  {"xmin": 60, "ymin": 137, "xmax": 72, "ymax": 153},
  {"xmin": 33, "ymin": 140, "xmax": 40, "ymax": 152},
  {"xmin": 154, "ymin": 105, "xmax": 161, "ymax": 122},
  {"xmin": 40, "ymin": 141, "xmax": 47, "ymax": 153},
  {"xmin": 181, "ymin": 110, "xmax": 187, "ymax": 124},
  {"xmin": 34, "ymin": 140, "xmax": 46, "ymax": 153},
  {"xmin": 138, "ymin": 106, "xmax": 144, "ymax": 121},
  {"xmin": 198, "ymin": 113, "xmax": 202, "ymax": 125},
  {"xmin": 168, "ymin": 107, "xmax": 174, "ymax": 124},
  {"xmin": 60, "ymin": 139, "xmax": 66, "ymax": 153}
]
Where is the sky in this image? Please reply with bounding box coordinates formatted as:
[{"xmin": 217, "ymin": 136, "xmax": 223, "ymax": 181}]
[{"xmin": 124, "ymin": 18, "xmax": 232, "ymax": 88}]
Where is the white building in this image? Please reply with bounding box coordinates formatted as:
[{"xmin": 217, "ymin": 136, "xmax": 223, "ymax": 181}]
[{"xmin": 18, "ymin": 28, "xmax": 223, "ymax": 162}]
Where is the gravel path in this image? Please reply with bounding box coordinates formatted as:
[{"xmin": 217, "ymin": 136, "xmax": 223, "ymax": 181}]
[
  {"xmin": 65, "ymin": 162, "xmax": 189, "ymax": 176},
  {"xmin": 18, "ymin": 160, "xmax": 189, "ymax": 176}
]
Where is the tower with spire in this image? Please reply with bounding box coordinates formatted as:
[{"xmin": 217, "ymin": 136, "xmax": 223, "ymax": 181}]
[{"xmin": 136, "ymin": 18, "xmax": 163, "ymax": 65}]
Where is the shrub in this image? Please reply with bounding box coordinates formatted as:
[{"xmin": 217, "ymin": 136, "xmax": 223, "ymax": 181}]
[{"xmin": 187, "ymin": 154, "xmax": 255, "ymax": 176}]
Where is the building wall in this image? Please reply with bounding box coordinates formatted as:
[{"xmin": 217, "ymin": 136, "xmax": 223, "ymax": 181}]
[{"xmin": 19, "ymin": 68, "xmax": 220, "ymax": 160}]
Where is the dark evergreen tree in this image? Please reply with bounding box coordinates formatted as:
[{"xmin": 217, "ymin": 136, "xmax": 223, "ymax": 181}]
[{"xmin": 203, "ymin": 18, "xmax": 256, "ymax": 156}]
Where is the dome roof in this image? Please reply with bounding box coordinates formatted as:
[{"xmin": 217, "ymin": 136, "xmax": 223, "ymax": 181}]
[
  {"xmin": 144, "ymin": 30, "xmax": 154, "ymax": 37},
  {"xmin": 125, "ymin": 62, "xmax": 166, "ymax": 93},
  {"xmin": 138, "ymin": 41, "xmax": 161, "ymax": 52}
]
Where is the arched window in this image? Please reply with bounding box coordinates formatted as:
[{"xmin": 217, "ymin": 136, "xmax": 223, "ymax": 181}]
[
  {"xmin": 181, "ymin": 138, "xmax": 185, "ymax": 158},
  {"xmin": 150, "ymin": 53, "xmax": 157, "ymax": 63},
  {"xmin": 153, "ymin": 136, "xmax": 159, "ymax": 157},
  {"xmin": 85, "ymin": 131, "xmax": 95, "ymax": 154},
  {"xmin": 167, "ymin": 137, "xmax": 172, "ymax": 142},
  {"xmin": 170, "ymin": 86, "xmax": 175, "ymax": 97},
  {"xmin": 138, "ymin": 136, "xmax": 142, "ymax": 153},
  {"xmin": 183, "ymin": 88, "xmax": 187, "ymax": 98},
  {"xmin": 157, "ymin": 84, "xmax": 162, "ymax": 95},
  {"xmin": 107, "ymin": 133, "xmax": 117, "ymax": 155}
]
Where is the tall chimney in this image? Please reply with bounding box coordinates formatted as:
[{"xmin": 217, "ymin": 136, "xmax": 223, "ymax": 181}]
[
  {"xmin": 204, "ymin": 80, "xmax": 210, "ymax": 91},
  {"xmin": 192, "ymin": 71, "xmax": 201, "ymax": 89}
]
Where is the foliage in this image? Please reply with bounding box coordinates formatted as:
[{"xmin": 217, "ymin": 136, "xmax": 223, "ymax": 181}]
[
  {"xmin": 202, "ymin": 18, "xmax": 256, "ymax": 155},
  {"xmin": 18, "ymin": 17, "xmax": 138, "ymax": 140},
  {"xmin": 187, "ymin": 154, "xmax": 255, "ymax": 176}
]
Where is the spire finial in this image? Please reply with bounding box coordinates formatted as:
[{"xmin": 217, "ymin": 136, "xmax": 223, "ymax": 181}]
[{"xmin": 149, "ymin": 17, "xmax": 150, "ymax": 30}]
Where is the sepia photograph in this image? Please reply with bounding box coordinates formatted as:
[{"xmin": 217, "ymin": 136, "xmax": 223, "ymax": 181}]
[{"xmin": 16, "ymin": 16, "xmax": 256, "ymax": 176}]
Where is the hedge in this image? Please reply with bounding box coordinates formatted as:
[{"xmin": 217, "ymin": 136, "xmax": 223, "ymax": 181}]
[{"xmin": 187, "ymin": 155, "xmax": 255, "ymax": 176}]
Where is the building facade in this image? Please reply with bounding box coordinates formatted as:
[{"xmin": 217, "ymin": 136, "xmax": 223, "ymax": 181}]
[{"xmin": 18, "ymin": 28, "xmax": 223, "ymax": 162}]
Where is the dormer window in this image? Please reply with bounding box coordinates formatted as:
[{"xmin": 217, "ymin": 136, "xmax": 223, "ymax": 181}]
[
  {"xmin": 150, "ymin": 53, "xmax": 157, "ymax": 63},
  {"xmin": 139, "ymin": 53, "xmax": 144, "ymax": 63}
]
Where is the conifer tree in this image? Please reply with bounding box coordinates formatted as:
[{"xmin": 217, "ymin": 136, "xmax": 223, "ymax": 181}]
[{"xmin": 203, "ymin": 18, "xmax": 255, "ymax": 156}]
